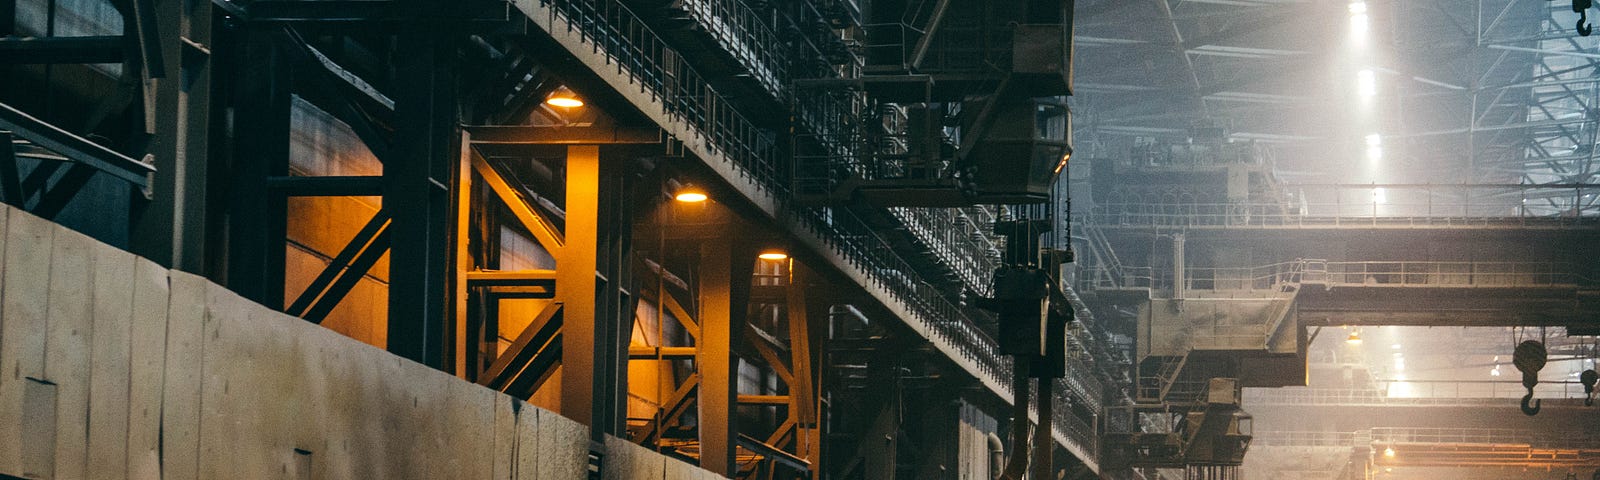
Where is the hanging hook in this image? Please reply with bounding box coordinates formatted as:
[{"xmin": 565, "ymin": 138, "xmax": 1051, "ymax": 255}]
[
  {"xmin": 1521, "ymin": 391, "xmax": 1543, "ymax": 416},
  {"xmin": 1577, "ymin": 0, "xmax": 1595, "ymax": 36},
  {"xmin": 1514, "ymin": 340, "xmax": 1548, "ymax": 416},
  {"xmin": 1581, "ymin": 369, "xmax": 1597, "ymax": 407}
]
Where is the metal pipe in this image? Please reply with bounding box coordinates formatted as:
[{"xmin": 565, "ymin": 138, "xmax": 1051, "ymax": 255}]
[
  {"xmin": 1029, "ymin": 378, "xmax": 1054, "ymax": 480},
  {"xmin": 999, "ymin": 362, "xmax": 1032, "ymax": 480},
  {"xmin": 987, "ymin": 432, "xmax": 1006, "ymax": 480}
]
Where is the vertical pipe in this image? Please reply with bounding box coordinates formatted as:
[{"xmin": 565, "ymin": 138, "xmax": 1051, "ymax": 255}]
[
  {"xmin": 452, "ymin": 132, "xmax": 474, "ymax": 377},
  {"xmin": 1028, "ymin": 379, "xmax": 1053, "ymax": 480},
  {"xmin": 999, "ymin": 361, "xmax": 1031, "ymax": 480},
  {"xmin": 1172, "ymin": 233, "xmax": 1185, "ymax": 300}
]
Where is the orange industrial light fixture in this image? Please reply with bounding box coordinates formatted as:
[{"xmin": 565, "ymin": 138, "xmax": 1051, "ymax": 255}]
[
  {"xmin": 1346, "ymin": 330, "xmax": 1363, "ymax": 345},
  {"xmin": 674, "ymin": 188, "xmax": 709, "ymax": 203},
  {"xmin": 757, "ymin": 250, "xmax": 789, "ymax": 261},
  {"xmin": 546, "ymin": 86, "xmax": 584, "ymax": 108}
]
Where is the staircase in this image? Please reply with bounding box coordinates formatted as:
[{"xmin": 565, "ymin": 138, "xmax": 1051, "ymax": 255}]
[{"xmin": 1080, "ymin": 225, "xmax": 1129, "ymax": 290}]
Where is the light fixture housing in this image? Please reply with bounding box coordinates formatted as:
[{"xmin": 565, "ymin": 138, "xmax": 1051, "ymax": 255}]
[
  {"xmin": 757, "ymin": 250, "xmax": 789, "ymax": 261},
  {"xmin": 546, "ymin": 86, "xmax": 584, "ymax": 108},
  {"xmin": 1346, "ymin": 331, "xmax": 1363, "ymax": 345},
  {"xmin": 674, "ymin": 188, "xmax": 708, "ymax": 203}
]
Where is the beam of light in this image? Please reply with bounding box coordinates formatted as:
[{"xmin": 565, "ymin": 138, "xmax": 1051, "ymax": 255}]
[
  {"xmin": 1349, "ymin": 2, "xmax": 1370, "ymax": 39},
  {"xmin": 1358, "ymin": 69, "xmax": 1377, "ymax": 97},
  {"xmin": 1388, "ymin": 374, "xmax": 1412, "ymax": 397},
  {"xmin": 1373, "ymin": 187, "xmax": 1388, "ymax": 204},
  {"xmin": 1366, "ymin": 134, "xmax": 1383, "ymax": 163}
]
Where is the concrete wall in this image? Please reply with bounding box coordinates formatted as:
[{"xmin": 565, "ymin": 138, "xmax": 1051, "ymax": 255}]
[{"xmin": 0, "ymin": 205, "xmax": 724, "ymax": 479}]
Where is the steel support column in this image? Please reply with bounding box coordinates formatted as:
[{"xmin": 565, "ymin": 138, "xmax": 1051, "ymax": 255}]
[
  {"xmin": 224, "ymin": 28, "xmax": 290, "ymax": 308},
  {"xmin": 591, "ymin": 154, "xmax": 636, "ymax": 440},
  {"xmin": 699, "ymin": 238, "xmax": 736, "ymax": 476},
  {"xmin": 788, "ymin": 264, "xmax": 823, "ymax": 477},
  {"xmin": 698, "ymin": 237, "xmax": 754, "ymax": 476},
  {"xmin": 558, "ymin": 145, "xmax": 600, "ymax": 425},
  {"xmin": 131, "ymin": 0, "xmax": 211, "ymax": 272},
  {"xmin": 386, "ymin": 30, "xmax": 457, "ymax": 368}
]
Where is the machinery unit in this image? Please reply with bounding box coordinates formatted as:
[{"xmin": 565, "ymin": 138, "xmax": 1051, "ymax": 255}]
[{"xmin": 795, "ymin": 0, "xmax": 1076, "ymax": 207}]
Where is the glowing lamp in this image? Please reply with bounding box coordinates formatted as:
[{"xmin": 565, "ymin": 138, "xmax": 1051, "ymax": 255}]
[
  {"xmin": 673, "ymin": 188, "xmax": 708, "ymax": 203},
  {"xmin": 546, "ymin": 86, "xmax": 584, "ymax": 108}
]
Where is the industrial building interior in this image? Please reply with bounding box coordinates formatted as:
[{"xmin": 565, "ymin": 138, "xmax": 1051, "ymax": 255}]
[{"xmin": 0, "ymin": 0, "xmax": 1597, "ymax": 479}]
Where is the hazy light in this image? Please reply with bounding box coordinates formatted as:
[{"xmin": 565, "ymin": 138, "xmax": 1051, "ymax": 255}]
[
  {"xmin": 1393, "ymin": 356, "xmax": 1405, "ymax": 372},
  {"xmin": 1491, "ymin": 365, "xmax": 1502, "ymax": 376},
  {"xmin": 1366, "ymin": 134, "xmax": 1382, "ymax": 147},
  {"xmin": 1389, "ymin": 374, "xmax": 1413, "ymax": 397},
  {"xmin": 1348, "ymin": 2, "xmax": 1368, "ymax": 14},
  {"xmin": 1351, "ymin": 13, "xmax": 1369, "ymax": 37},
  {"xmin": 1373, "ymin": 187, "xmax": 1388, "ymax": 204},
  {"xmin": 1366, "ymin": 135, "xmax": 1383, "ymax": 162},
  {"xmin": 1390, "ymin": 343, "xmax": 1401, "ymax": 350},
  {"xmin": 758, "ymin": 250, "xmax": 789, "ymax": 261},
  {"xmin": 1384, "ymin": 447, "xmax": 1396, "ymax": 458},
  {"xmin": 1358, "ymin": 69, "xmax": 1377, "ymax": 97},
  {"xmin": 1347, "ymin": 330, "xmax": 1363, "ymax": 345}
]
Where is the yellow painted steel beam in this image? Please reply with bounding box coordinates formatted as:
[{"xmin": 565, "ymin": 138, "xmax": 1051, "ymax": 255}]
[
  {"xmin": 737, "ymin": 395, "xmax": 792, "ymax": 405},
  {"xmin": 698, "ymin": 238, "xmax": 737, "ymax": 476},
  {"xmin": 558, "ymin": 145, "xmax": 600, "ymax": 426},
  {"xmin": 465, "ymin": 269, "xmax": 559, "ymax": 283},
  {"xmin": 627, "ymin": 346, "xmax": 698, "ymax": 359},
  {"xmin": 470, "ymin": 152, "xmax": 566, "ymax": 253}
]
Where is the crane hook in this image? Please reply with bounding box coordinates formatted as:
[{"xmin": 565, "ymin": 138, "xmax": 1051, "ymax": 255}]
[
  {"xmin": 1514, "ymin": 340, "xmax": 1548, "ymax": 416},
  {"xmin": 1578, "ymin": 0, "xmax": 1596, "ymax": 36},
  {"xmin": 1581, "ymin": 369, "xmax": 1597, "ymax": 407}
]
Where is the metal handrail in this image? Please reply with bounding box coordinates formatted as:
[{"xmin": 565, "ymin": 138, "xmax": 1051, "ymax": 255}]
[
  {"xmin": 1078, "ymin": 197, "xmax": 1600, "ymax": 230},
  {"xmin": 1083, "ymin": 260, "xmax": 1597, "ymax": 293},
  {"xmin": 0, "ymin": 101, "xmax": 153, "ymax": 189},
  {"xmin": 676, "ymin": 0, "xmax": 787, "ymax": 99},
  {"xmin": 1244, "ymin": 384, "xmax": 1592, "ymax": 406},
  {"xmin": 1252, "ymin": 428, "xmax": 1600, "ymax": 449}
]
